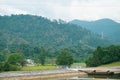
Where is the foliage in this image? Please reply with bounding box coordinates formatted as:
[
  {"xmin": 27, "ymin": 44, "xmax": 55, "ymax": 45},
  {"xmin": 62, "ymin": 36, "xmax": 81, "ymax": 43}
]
[
  {"xmin": 56, "ymin": 48, "xmax": 73, "ymax": 67},
  {"xmin": 70, "ymin": 19, "xmax": 120, "ymax": 43},
  {"xmin": 39, "ymin": 47, "xmax": 46, "ymax": 65},
  {"xmin": 7, "ymin": 53, "xmax": 26, "ymax": 67},
  {"xmin": 0, "ymin": 15, "xmax": 112, "ymax": 62},
  {"xmin": 99, "ymin": 61, "xmax": 120, "ymax": 67},
  {"xmin": 0, "ymin": 53, "xmax": 25, "ymax": 71},
  {"xmin": 3, "ymin": 62, "xmax": 21, "ymax": 71},
  {"xmin": 0, "ymin": 53, "xmax": 6, "ymax": 62},
  {"xmin": 86, "ymin": 45, "xmax": 120, "ymax": 67},
  {"xmin": 0, "ymin": 62, "xmax": 4, "ymax": 72},
  {"xmin": 33, "ymin": 47, "xmax": 46, "ymax": 65}
]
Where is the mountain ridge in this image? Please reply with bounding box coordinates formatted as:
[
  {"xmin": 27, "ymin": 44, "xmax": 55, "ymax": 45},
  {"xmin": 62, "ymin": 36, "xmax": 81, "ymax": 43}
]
[{"xmin": 70, "ymin": 18, "xmax": 120, "ymax": 42}]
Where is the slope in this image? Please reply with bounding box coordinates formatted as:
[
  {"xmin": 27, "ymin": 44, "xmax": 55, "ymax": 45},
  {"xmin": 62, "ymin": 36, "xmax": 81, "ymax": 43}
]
[
  {"xmin": 0, "ymin": 15, "xmax": 113, "ymax": 61},
  {"xmin": 70, "ymin": 18, "xmax": 120, "ymax": 43}
]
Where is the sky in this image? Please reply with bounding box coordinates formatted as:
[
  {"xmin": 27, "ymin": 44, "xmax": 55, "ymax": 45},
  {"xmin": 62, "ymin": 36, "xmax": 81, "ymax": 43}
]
[{"xmin": 0, "ymin": 0, "xmax": 120, "ymax": 22}]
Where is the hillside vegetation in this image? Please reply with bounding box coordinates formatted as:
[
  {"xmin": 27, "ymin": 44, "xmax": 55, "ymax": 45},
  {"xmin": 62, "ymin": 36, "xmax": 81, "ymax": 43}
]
[
  {"xmin": 70, "ymin": 19, "xmax": 120, "ymax": 43},
  {"xmin": 0, "ymin": 15, "xmax": 112, "ymax": 61},
  {"xmin": 86, "ymin": 45, "xmax": 120, "ymax": 67}
]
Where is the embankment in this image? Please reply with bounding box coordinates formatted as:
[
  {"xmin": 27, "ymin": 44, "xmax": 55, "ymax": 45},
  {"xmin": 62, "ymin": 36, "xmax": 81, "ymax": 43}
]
[{"xmin": 0, "ymin": 69, "xmax": 86, "ymax": 80}]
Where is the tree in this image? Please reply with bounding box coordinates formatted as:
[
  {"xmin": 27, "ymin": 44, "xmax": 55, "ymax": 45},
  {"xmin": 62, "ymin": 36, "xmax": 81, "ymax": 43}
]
[
  {"xmin": 0, "ymin": 62, "xmax": 4, "ymax": 72},
  {"xmin": 39, "ymin": 47, "xmax": 46, "ymax": 65},
  {"xmin": 0, "ymin": 37, "xmax": 7, "ymax": 51},
  {"xmin": 86, "ymin": 45, "xmax": 120, "ymax": 67},
  {"xmin": 1, "ymin": 53, "xmax": 26, "ymax": 71},
  {"xmin": 34, "ymin": 47, "xmax": 46, "ymax": 65},
  {"xmin": 0, "ymin": 53, "xmax": 6, "ymax": 62},
  {"xmin": 7, "ymin": 53, "xmax": 25, "ymax": 67},
  {"xmin": 56, "ymin": 48, "xmax": 73, "ymax": 67}
]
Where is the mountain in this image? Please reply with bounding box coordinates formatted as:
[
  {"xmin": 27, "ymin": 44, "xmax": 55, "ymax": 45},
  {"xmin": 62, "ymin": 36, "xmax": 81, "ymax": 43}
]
[
  {"xmin": 0, "ymin": 15, "xmax": 113, "ymax": 61},
  {"xmin": 0, "ymin": 30, "xmax": 30, "ymax": 53},
  {"xmin": 70, "ymin": 19, "xmax": 120, "ymax": 43}
]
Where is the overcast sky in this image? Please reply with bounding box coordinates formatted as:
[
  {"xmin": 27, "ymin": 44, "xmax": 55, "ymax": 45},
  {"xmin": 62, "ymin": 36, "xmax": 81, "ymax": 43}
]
[{"xmin": 0, "ymin": 0, "xmax": 120, "ymax": 22}]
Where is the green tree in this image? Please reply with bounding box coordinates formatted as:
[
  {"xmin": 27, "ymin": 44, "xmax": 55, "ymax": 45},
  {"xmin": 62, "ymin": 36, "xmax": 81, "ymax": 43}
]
[
  {"xmin": 86, "ymin": 45, "xmax": 120, "ymax": 67},
  {"xmin": 39, "ymin": 47, "xmax": 46, "ymax": 65},
  {"xmin": 0, "ymin": 53, "xmax": 6, "ymax": 62},
  {"xmin": 0, "ymin": 62, "xmax": 4, "ymax": 72},
  {"xmin": 56, "ymin": 48, "xmax": 73, "ymax": 67},
  {"xmin": 1, "ymin": 53, "xmax": 25, "ymax": 71},
  {"xmin": 34, "ymin": 47, "xmax": 46, "ymax": 65},
  {"xmin": 7, "ymin": 53, "xmax": 25, "ymax": 67}
]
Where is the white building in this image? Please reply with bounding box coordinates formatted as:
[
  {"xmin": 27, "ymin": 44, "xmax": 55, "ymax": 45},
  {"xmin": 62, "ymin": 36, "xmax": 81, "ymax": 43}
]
[{"xmin": 26, "ymin": 59, "xmax": 35, "ymax": 66}]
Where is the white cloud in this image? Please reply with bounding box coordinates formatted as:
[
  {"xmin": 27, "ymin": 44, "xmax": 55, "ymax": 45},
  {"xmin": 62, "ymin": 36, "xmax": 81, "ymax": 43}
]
[
  {"xmin": 0, "ymin": 5, "xmax": 28, "ymax": 15},
  {"xmin": 0, "ymin": 0, "xmax": 120, "ymax": 22}
]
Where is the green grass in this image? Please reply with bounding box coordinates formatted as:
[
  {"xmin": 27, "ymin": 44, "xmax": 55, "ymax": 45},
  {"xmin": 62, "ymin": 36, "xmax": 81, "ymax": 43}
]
[
  {"xmin": 21, "ymin": 64, "xmax": 56, "ymax": 71},
  {"xmin": 99, "ymin": 61, "xmax": 120, "ymax": 67},
  {"xmin": 21, "ymin": 63, "xmax": 87, "ymax": 71}
]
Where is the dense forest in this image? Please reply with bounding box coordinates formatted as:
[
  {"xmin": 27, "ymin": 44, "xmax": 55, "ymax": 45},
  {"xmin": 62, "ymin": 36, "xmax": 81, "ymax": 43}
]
[
  {"xmin": 70, "ymin": 19, "xmax": 120, "ymax": 43},
  {"xmin": 0, "ymin": 14, "xmax": 115, "ymax": 62},
  {"xmin": 86, "ymin": 45, "xmax": 120, "ymax": 67}
]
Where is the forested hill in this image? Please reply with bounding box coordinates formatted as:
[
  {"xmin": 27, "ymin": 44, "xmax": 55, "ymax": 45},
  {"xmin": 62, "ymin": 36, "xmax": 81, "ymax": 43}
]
[
  {"xmin": 0, "ymin": 15, "xmax": 112, "ymax": 61},
  {"xmin": 70, "ymin": 19, "xmax": 120, "ymax": 43},
  {"xmin": 0, "ymin": 15, "xmax": 111, "ymax": 47}
]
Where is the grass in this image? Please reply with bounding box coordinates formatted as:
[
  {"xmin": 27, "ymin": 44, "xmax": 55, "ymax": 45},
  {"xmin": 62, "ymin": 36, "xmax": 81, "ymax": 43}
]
[
  {"xmin": 99, "ymin": 61, "xmax": 120, "ymax": 67},
  {"xmin": 21, "ymin": 63, "xmax": 86, "ymax": 71},
  {"xmin": 21, "ymin": 64, "xmax": 56, "ymax": 71}
]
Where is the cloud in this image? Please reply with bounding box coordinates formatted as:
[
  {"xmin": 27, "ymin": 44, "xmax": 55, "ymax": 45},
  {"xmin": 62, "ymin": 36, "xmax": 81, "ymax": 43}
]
[
  {"xmin": 0, "ymin": 5, "xmax": 28, "ymax": 15},
  {"xmin": 0, "ymin": 0, "xmax": 120, "ymax": 22}
]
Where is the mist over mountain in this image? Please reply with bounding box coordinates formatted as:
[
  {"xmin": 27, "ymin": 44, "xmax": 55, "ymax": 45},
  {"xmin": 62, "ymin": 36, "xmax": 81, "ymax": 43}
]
[
  {"xmin": 70, "ymin": 19, "xmax": 120, "ymax": 43},
  {"xmin": 0, "ymin": 15, "xmax": 115, "ymax": 61}
]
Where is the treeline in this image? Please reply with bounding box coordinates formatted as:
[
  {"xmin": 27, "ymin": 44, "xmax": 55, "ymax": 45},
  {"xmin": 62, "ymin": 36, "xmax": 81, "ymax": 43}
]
[
  {"xmin": 86, "ymin": 45, "xmax": 120, "ymax": 67},
  {"xmin": 0, "ymin": 48, "xmax": 74, "ymax": 72},
  {"xmin": 0, "ymin": 46, "xmax": 53, "ymax": 66}
]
